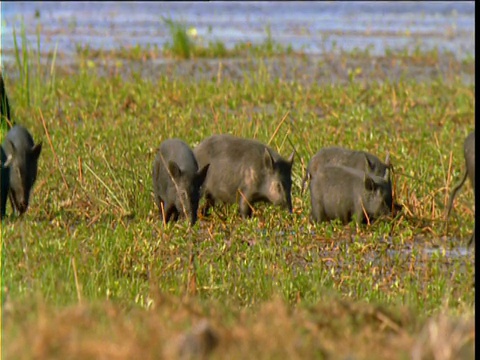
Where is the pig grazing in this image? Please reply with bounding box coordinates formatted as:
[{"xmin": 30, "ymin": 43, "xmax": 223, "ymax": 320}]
[
  {"xmin": 152, "ymin": 139, "xmax": 209, "ymax": 226},
  {"xmin": 193, "ymin": 134, "xmax": 294, "ymax": 218},
  {"xmin": 1, "ymin": 146, "xmax": 11, "ymax": 219},
  {"xmin": 446, "ymin": 130, "xmax": 475, "ymax": 246},
  {"xmin": 309, "ymin": 165, "xmax": 394, "ymax": 224},
  {"xmin": 2, "ymin": 125, "xmax": 42, "ymax": 215},
  {"xmin": 302, "ymin": 146, "xmax": 390, "ymax": 193}
]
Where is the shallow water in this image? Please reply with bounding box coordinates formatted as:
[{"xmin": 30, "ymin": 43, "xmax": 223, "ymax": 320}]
[
  {"xmin": 1, "ymin": 1, "xmax": 475, "ymax": 64},
  {"xmin": 254, "ymin": 227, "xmax": 473, "ymax": 262}
]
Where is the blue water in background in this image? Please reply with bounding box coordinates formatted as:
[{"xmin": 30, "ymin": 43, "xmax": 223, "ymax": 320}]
[{"xmin": 0, "ymin": 1, "xmax": 475, "ymax": 63}]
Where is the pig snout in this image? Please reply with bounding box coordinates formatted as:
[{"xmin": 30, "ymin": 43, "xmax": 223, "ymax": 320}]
[
  {"xmin": 12, "ymin": 193, "xmax": 28, "ymax": 214},
  {"xmin": 17, "ymin": 203, "xmax": 28, "ymax": 214},
  {"xmin": 268, "ymin": 181, "xmax": 292, "ymax": 212}
]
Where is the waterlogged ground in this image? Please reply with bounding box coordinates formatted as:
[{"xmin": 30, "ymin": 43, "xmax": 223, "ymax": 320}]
[{"xmin": 0, "ymin": 3, "xmax": 476, "ymax": 359}]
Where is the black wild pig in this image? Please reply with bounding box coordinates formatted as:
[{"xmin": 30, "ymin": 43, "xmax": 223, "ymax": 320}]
[
  {"xmin": 446, "ymin": 130, "xmax": 475, "ymax": 246},
  {"xmin": 1, "ymin": 146, "xmax": 11, "ymax": 219},
  {"xmin": 152, "ymin": 139, "xmax": 209, "ymax": 226},
  {"xmin": 309, "ymin": 165, "xmax": 394, "ymax": 224},
  {"xmin": 302, "ymin": 146, "xmax": 390, "ymax": 194},
  {"xmin": 193, "ymin": 134, "xmax": 294, "ymax": 218},
  {"xmin": 2, "ymin": 125, "xmax": 42, "ymax": 215}
]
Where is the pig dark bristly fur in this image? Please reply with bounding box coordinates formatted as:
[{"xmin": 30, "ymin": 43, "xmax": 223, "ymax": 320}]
[
  {"xmin": 152, "ymin": 138, "xmax": 209, "ymax": 226},
  {"xmin": 193, "ymin": 134, "xmax": 294, "ymax": 218},
  {"xmin": 2, "ymin": 125, "xmax": 42, "ymax": 215}
]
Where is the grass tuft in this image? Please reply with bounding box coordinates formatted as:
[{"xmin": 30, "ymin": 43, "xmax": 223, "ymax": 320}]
[{"xmin": 162, "ymin": 17, "xmax": 194, "ymax": 59}]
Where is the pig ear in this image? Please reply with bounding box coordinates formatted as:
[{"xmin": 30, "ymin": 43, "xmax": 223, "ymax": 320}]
[
  {"xmin": 7, "ymin": 139, "xmax": 16, "ymax": 155},
  {"xmin": 32, "ymin": 142, "xmax": 42, "ymax": 160},
  {"xmin": 364, "ymin": 155, "xmax": 374, "ymax": 172},
  {"xmin": 364, "ymin": 173, "xmax": 377, "ymax": 191},
  {"xmin": 197, "ymin": 163, "xmax": 210, "ymax": 185},
  {"xmin": 168, "ymin": 161, "xmax": 182, "ymax": 180},
  {"xmin": 383, "ymin": 167, "xmax": 390, "ymax": 182},
  {"xmin": 287, "ymin": 150, "xmax": 295, "ymax": 166},
  {"xmin": 264, "ymin": 148, "xmax": 275, "ymax": 170},
  {"xmin": 3, "ymin": 153, "xmax": 12, "ymax": 167},
  {"xmin": 384, "ymin": 152, "xmax": 390, "ymax": 167}
]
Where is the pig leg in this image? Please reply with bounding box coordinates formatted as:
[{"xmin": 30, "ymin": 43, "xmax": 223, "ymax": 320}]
[
  {"xmin": 164, "ymin": 203, "xmax": 179, "ymax": 223},
  {"xmin": 446, "ymin": 170, "xmax": 468, "ymax": 219},
  {"xmin": 468, "ymin": 225, "xmax": 475, "ymax": 247},
  {"xmin": 239, "ymin": 195, "xmax": 253, "ymax": 218},
  {"xmin": 201, "ymin": 193, "xmax": 215, "ymax": 217},
  {"xmin": 169, "ymin": 209, "xmax": 179, "ymax": 222},
  {"xmin": 310, "ymin": 190, "xmax": 326, "ymax": 223},
  {"xmin": 1, "ymin": 194, "xmax": 7, "ymax": 219},
  {"xmin": 352, "ymin": 202, "xmax": 367, "ymax": 225},
  {"xmin": 310, "ymin": 201, "xmax": 321, "ymax": 223},
  {"xmin": 8, "ymin": 190, "xmax": 19, "ymax": 215}
]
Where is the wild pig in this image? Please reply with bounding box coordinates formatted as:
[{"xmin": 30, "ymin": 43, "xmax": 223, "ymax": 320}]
[
  {"xmin": 152, "ymin": 139, "xmax": 209, "ymax": 226},
  {"xmin": 2, "ymin": 125, "xmax": 42, "ymax": 215},
  {"xmin": 446, "ymin": 130, "xmax": 475, "ymax": 246},
  {"xmin": 1, "ymin": 146, "xmax": 11, "ymax": 219},
  {"xmin": 193, "ymin": 134, "xmax": 294, "ymax": 218},
  {"xmin": 302, "ymin": 146, "xmax": 390, "ymax": 194},
  {"xmin": 309, "ymin": 164, "xmax": 395, "ymax": 224}
]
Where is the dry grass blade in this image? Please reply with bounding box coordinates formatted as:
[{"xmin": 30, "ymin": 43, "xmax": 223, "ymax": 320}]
[
  {"xmin": 83, "ymin": 162, "xmax": 130, "ymax": 215},
  {"xmin": 267, "ymin": 110, "xmax": 290, "ymax": 146},
  {"xmin": 39, "ymin": 108, "xmax": 69, "ymax": 190}
]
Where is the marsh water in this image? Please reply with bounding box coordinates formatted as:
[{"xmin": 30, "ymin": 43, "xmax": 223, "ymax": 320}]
[{"xmin": 1, "ymin": 1, "xmax": 475, "ymax": 62}]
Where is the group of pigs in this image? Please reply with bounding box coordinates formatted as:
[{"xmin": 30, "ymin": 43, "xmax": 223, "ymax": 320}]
[
  {"xmin": 153, "ymin": 136, "xmax": 394, "ymax": 226},
  {"xmin": 152, "ymin": 131, "xmax": 475, "ymax": 245},
  {"xmin": 0, "ymin": 73, "xmax": 475, "ymax": 245}
]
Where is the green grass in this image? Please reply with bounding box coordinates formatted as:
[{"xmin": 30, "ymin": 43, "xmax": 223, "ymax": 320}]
[
  {"xmin": 1, "ymin": 31, "xmax": 475, "ymax": 359},
  {"xmin": 162, "ymin": 18, "xmax": 292, "ymax": 59}
]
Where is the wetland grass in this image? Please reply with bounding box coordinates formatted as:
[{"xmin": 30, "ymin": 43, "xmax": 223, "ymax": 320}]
[{"xmin": 1, "ymin": 31, "xmax": 475, "ymax": 359}]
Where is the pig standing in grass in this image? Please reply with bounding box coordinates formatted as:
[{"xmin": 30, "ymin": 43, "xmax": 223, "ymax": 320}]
[
  {"xmin": 446, "ymin": 130, "xmax": 475, "ymax": 246},
  {"xmin": 193, "ymin": 134, "xmax": 294, "ymax": 218},
  {"xmin": 1, "ymin": 146, "xmax": 11, "ymax": 219},
  {"xmin": 302, "ymin": 146, "xmax": 390, "ymax": 193},
  {"xmin": 309, "ymin": 164, "xmax": 395, "ymax": 224},
  {"xmin": 152, "ymin": 139, "xmax": 209, "ymax": 226},
  {"xmin": 2, "ymin": 125, "xmax": 42, "ymax": 215}
]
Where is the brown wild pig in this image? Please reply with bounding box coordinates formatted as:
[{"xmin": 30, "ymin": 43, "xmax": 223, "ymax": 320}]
[
  {"xmin": 152, "ymin": 139, "xmax": 209, "ymax": 226},
  {"xmin": 309, "ymin": 164, "xmax": 395, "ymax": 224},
  {"xmin": 193, "ymin": 134, "xmax": 294, "ymax": 218},
  {"xmin": 302, "ymin": 146, "xmax": 390, "ymax": 194},
  {"xmin": 2, "ymin": 125, "xmax": 42, "ymax": 215}
]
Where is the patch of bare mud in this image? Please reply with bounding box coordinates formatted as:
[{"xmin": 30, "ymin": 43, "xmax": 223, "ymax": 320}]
[{"xmin": 2, "ymin": 53, "xmax": 474, "ymax": 86}]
